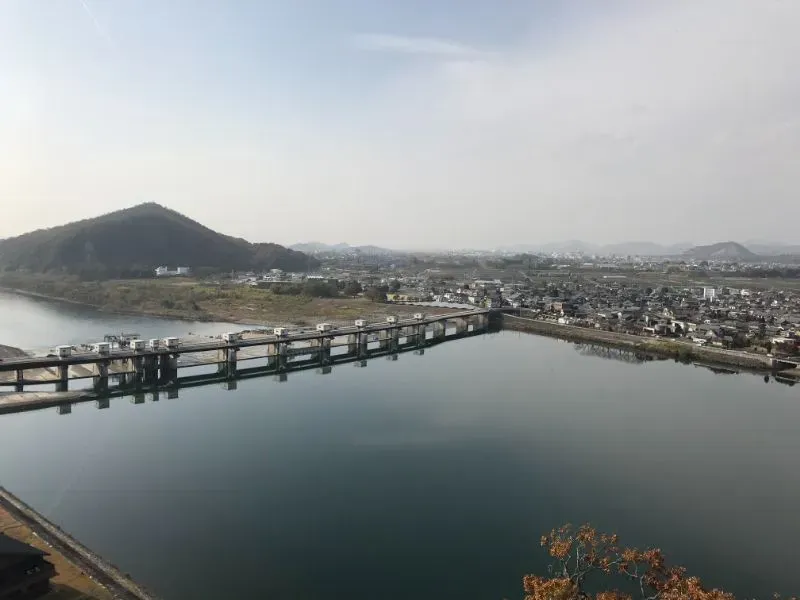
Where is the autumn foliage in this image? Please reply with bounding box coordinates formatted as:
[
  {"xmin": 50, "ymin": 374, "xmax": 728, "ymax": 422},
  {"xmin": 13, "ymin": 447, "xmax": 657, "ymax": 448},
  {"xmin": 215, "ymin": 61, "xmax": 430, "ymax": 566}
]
[{"xmin": 524, "ymin": 524, "xmax": 795, "ymax": 600}]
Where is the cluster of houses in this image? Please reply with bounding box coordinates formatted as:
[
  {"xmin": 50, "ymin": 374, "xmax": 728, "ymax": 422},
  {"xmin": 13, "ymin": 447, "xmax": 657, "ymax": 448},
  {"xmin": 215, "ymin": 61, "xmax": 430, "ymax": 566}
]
[
  {"xmin": 502, "ymin": 279, "xmax": 800, "ymax": 355},
  {"xmin": 377, "ymin": 270, "xmax": 800, "ymax": 357}
]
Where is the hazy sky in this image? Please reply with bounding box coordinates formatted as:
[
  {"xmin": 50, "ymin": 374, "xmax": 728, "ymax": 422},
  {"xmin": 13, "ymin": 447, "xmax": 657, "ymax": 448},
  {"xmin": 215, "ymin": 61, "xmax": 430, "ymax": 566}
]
[{"xmin": 2, "ymin": 1, "xmax": 799, "ymax": 249}]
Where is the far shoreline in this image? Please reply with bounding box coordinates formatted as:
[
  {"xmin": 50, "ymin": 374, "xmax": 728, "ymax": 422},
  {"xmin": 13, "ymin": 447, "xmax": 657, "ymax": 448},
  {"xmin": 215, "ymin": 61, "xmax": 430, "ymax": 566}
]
[
  {"xmin": 0, "ymin": 284, "xmax": 463, "ymax": 329},
  {"xmin": 502, "ymin": 312, "xmax": 783, "ymax": 373},
  {"xmin": 0, "ymin": 286, "xmax": 271, "ymax": 327}
]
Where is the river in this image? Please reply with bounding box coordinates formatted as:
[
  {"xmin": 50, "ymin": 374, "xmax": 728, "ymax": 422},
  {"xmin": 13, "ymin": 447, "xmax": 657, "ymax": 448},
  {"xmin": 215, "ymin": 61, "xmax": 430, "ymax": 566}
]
[
  {"xmin": 0, "ymin": 290, "xmax": 235, "ymax": 353},
  {"xmin": 1, "ymin": 292, "xmax": 798, "ymax": 599}
]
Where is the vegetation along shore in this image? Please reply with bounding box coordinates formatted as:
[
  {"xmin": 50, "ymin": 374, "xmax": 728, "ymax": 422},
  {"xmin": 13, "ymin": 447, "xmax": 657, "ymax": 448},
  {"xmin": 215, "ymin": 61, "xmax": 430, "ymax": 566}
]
[{"xmin": 0, "ymin": 274, "xmax": 444, "ymax": 327}]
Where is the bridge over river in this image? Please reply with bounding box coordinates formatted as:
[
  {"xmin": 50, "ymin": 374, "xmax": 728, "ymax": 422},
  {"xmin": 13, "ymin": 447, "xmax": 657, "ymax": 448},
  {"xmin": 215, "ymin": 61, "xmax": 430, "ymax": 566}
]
[{"xmin": 0, "ymin": 309, "xmax": 492, "ymax": 398}]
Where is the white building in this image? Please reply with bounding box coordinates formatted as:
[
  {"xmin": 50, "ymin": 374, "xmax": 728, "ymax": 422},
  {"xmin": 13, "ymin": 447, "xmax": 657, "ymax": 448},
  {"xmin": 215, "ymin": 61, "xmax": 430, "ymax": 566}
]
[
  {"xmin": 703, "ymin": 287, "xmax": 717, "ymax": 301},
  {"xmin": 155, "ymin": 266, "xmax": 191, "ymax": 277}
]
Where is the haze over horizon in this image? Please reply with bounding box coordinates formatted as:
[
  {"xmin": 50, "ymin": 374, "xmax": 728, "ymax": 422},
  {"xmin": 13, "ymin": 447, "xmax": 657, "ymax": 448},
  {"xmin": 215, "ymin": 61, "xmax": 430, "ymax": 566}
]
[{"xmin": 2, "ymin": 1, "xmax": 798, "ymax": 248}]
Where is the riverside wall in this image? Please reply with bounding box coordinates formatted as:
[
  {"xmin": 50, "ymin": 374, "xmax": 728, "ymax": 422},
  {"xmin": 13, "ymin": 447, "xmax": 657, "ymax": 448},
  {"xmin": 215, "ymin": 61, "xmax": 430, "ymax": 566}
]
[
  {"xmin": 0, "ymin": 486, "xmax": 159, "ymax": 600},
  {"xmin": 502, "ymin": 314, "xmax": 775, "ymax": 371}
]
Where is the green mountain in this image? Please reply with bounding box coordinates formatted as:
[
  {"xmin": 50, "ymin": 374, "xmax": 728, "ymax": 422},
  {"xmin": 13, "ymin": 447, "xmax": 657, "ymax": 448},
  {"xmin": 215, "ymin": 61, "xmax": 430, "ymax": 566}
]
[{"xmin": 0, "ymin": 203, "xmax": 317, "ymax": 277}]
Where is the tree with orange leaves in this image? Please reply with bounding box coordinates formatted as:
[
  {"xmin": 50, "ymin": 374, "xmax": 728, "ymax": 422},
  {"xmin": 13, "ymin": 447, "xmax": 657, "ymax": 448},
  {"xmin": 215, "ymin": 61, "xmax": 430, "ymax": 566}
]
[{"xmin": 523, "ymin": 524, "xmax": 795, "ymax": 600}]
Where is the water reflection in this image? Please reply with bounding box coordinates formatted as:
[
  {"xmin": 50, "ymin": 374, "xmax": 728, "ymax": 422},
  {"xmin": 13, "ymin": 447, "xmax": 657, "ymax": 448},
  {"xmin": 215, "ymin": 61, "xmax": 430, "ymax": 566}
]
[
  {"xmin": 572, "ymin": 342, "xmax": 649, "ymax": 365},
  {"xmin": 693, "ymin": 363, "xmax": 739, "ymax": 375}
]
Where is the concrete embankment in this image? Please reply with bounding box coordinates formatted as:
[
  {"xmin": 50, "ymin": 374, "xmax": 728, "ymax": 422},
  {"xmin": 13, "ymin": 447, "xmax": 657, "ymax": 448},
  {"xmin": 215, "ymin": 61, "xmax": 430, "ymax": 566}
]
[
  {"xmin": 0, "ymin": 487, "xmax": 159, "ymax": 600},
  {"xmin": 502, "ymin": 314, "xmax": 776, "ymax": 371}
]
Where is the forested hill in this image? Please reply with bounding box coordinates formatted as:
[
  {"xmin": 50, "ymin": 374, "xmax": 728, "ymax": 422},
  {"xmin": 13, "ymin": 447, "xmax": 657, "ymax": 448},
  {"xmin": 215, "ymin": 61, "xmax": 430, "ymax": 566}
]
[{"xmin": 0, "ymin": 203, "xmax": 317, "ymax": 277}]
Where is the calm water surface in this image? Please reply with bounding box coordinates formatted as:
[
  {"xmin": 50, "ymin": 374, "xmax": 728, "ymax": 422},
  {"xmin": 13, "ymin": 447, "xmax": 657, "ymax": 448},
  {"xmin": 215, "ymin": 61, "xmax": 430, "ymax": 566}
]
[
  {"xmin": 0, "ymin": 290, "xmax": 235, "ymax": 352},
  {"xmin": 1, "ymin": 294, "xmax": 799, "ymax": 599}
]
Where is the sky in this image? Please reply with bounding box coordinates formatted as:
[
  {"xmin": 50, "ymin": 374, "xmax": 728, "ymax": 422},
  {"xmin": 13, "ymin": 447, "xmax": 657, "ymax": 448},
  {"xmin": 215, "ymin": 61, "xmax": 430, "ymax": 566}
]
[{"xmin": 1, "ymin": 0, "xmax": 799, "ymax": 249}]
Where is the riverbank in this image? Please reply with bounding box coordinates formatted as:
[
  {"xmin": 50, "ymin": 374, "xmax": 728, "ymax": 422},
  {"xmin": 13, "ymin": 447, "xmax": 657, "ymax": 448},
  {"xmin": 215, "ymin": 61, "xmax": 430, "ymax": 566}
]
[
  {"xmin": 0, "ymin": 276, "xmax": 443, "ymax": 327},
  {"xmin": 0, "ymin": 487, "xmax": 157, "ymax": 599},
  {"xmin": 0, "ymin": 344, "xmax": 28, "ymax": 359},
  {"xmin": 502, "ymin": 314, "xmax": 779, "ymax": 371}
]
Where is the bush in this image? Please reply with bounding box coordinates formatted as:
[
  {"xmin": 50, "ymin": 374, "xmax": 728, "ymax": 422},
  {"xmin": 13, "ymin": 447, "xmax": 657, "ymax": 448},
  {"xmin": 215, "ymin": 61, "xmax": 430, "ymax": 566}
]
[
  {"xmin": 364, "ymin": 286, "xmax": 388, "ymax": 303},
  {"xmin": 525, "ymin": 524, "xmax": 786, "ymax": 600},
  {"xmin": 302, "ymin": 281, "xmax": 338, "ymax": 298}
]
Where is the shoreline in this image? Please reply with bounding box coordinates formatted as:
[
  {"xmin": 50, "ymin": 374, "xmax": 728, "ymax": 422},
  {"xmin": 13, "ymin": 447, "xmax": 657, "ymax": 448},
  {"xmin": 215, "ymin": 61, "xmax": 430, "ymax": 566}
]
[
  {"xmin": 0, "ymin": 285, "xmax": 244, "ymax": 325},
  {"xmin": 1, "ymin": 285, "xmax": 788, "ymax": 375},
  {"xmin": 0, "ymin": 486, "xmax": 158, "ymax": 599},
  {"xmin": 0, "ymin": 285, "xmax": 458, "ymax": 329},
  {"xmin": 502, "ymin": 313, "xmax": 779, "ymax": 372}
]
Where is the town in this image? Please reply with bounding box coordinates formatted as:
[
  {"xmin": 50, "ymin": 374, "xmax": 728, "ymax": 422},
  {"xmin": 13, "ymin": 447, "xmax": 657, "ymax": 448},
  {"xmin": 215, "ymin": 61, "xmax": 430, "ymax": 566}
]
[{"xmin": 177, "ymin": 248, "xmax": 800, "ymax": 360}]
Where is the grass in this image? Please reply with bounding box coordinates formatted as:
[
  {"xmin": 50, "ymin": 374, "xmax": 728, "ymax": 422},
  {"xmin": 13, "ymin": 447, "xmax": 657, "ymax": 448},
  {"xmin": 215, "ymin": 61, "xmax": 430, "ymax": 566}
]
[{"xmin": 0, "ymin": 274, "xmax": 441, "ymax": 326}]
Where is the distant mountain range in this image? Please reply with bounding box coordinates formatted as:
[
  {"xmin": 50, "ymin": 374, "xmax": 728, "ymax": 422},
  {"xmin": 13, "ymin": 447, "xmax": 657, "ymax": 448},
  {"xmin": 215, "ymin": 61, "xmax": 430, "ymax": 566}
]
[
  {"xmin": 496, "ymin": 241, "xmax": 693, "ymax": 256},
  {"xmin": 498, "ymin": 240, "xmax": 800, "ymax": 259},
  {"xmin": 741, "ymin": 241, "xmax": 800, "ymax": 255},
  {"xmin": 288, "ymin": 238, "xmax": 800, "ymax": 260},
  {"xmin": 0, "ymin": 203, "xmax": 318, "ymax": 276},
  {"xmin": 290, "ymin": 242, "xmax": 397, "ymax": 256}
]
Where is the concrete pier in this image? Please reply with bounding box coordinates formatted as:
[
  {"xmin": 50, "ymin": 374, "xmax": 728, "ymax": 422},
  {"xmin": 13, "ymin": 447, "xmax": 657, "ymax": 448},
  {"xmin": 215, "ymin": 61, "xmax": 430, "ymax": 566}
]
[
  {"xmin": 320, "ymin": 337, "xmax": 332, "ymax": 365},
  {"xmin": 226, "ymin": 346, "xmax": 238, "ymax": 373},
  {"xmin": 276, "ymin": 342, "xmax": 288, "ymax": 371},
  {"xmin": 218, "ymin": 347, "xmax": 238, "ymax": 378},
  {"xmin": 358, "ymin": 332, "xmax": 369, "ymax": 358},
  {"xmin": 56, "ymin": 364, "xmax": 69, "ymax": 392},
  {"xmin": 93, "ymin": 361, "xmax": 109, "ymax": 392},
  {"xmin": 133, "ymin": 356, "xmax": 145, "ymax": 380},
  {"xmin": 158, "ymin": 354, "xmax": 178, "ymax": 383},
  {"xmin": 144, "ymin": 355, "xmax": 159, "ymax": 384}
]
